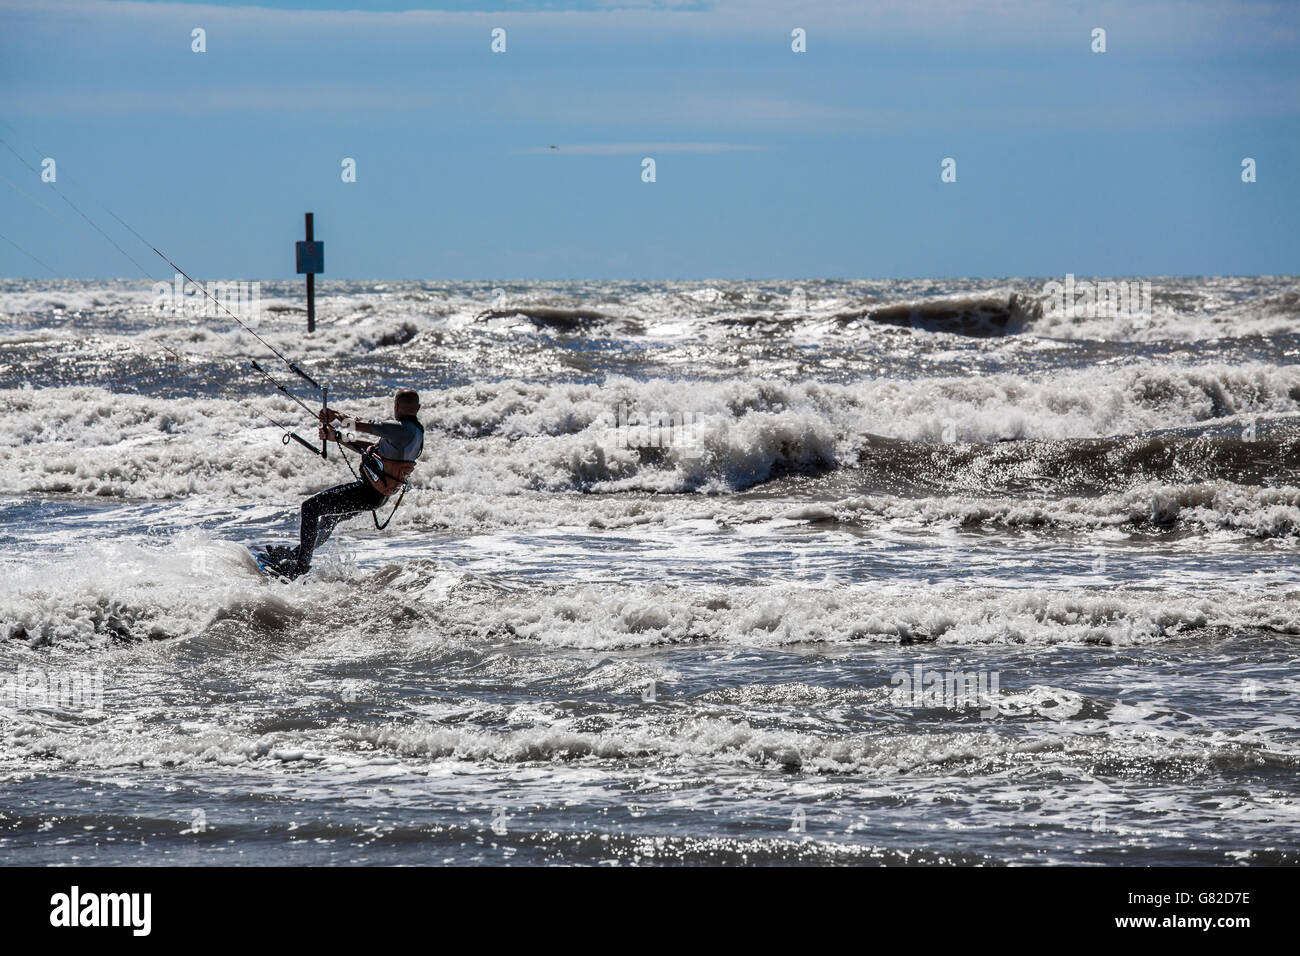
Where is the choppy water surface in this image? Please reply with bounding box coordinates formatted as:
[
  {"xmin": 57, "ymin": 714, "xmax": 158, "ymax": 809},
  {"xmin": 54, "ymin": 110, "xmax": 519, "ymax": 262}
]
[{"xmin": 1, "ymin": 277, "xmax": 1297, "ymax": 865}]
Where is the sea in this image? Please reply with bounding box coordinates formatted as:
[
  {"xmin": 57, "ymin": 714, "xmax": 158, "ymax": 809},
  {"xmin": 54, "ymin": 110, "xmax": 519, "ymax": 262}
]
[{"xmin": 1, "ymin": 275, "xmax": 1297, "ymax": 865}]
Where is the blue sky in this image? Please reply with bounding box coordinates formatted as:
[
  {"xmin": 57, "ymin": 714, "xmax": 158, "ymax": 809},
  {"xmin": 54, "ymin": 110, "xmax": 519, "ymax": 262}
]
[{"xmin": 0, "ymin": 0, "xmax": 1296, "ymax": 279}]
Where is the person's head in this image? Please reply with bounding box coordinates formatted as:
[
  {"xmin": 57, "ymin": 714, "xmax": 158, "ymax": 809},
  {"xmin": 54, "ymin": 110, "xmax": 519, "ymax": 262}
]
[{"xmin": 394, "ymin": 388, "xmax": 420, "ymax": 418}]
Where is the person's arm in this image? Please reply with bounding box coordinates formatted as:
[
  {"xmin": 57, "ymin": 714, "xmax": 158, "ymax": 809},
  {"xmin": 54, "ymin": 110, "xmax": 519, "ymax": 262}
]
[
  {"xmin": 317, "ymin": 408, "xmax": 379, "ymax": 450},
  {"xmin": 321, "ymin": 407, "xmax": 382, "ymax": 437},
  {"xmin": 340, "ymin": 436, "xmax": 375, "ymax": 455},
  {"xmin": 359, "ymin": 420, "xmax": 414, "ymax": 445},
  {"xmin": 317, "ymin": 417, "xmax": 375, "ymax": 455}
]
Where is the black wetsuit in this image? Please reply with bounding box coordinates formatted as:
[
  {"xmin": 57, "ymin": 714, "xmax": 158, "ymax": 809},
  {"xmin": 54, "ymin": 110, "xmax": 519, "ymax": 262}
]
[
  {"xmin": 293, "ymin": 478, "xmax": 387, "ymax": 570},
  {"xmin": 275, "ymin": 415, "xmax": 423, "ymax": 576}
]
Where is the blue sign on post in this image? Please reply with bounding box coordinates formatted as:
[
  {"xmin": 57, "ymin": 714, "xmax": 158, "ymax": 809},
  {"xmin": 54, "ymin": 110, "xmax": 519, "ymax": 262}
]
[
  {"xmin": 296, "ymin": 241, "xmax": 324, "ymax": 275},
  {"xmin": 299, "ymin": 213, "xmax": 322, "ymax": 333}
]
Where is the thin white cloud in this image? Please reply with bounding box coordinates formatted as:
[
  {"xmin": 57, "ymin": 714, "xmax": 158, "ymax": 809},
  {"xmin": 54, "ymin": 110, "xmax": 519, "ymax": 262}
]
[
  {"xmin": 2, "ymin": 0, "xmax": 1295, "ymax": 126},
  {"xmin": 1, "ymin": 0, "xmax": 1295, "ymax": 51},
  {"xmin": 517, "ymin": 142, "xmax": 767, "ymax": 154}
]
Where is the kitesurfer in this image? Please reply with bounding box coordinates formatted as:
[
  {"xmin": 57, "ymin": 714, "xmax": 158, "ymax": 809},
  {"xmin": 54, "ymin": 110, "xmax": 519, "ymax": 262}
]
[{"xmin": 263, "ymin": 388, "xmax": 424, "ymax": 578}]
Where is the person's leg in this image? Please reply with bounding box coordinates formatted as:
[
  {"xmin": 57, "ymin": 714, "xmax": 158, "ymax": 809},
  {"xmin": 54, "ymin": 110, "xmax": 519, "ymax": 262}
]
[
  {"xmin": 312, "ymin": 510, "xmax": 349, "ymax": 551},
  {"xmin": 295, "ymin": 484, "xmax": 346, "ymax": 567},
  {"xmin": 294, "ymin": 480, "xmax": 385, "ymax": 572}
]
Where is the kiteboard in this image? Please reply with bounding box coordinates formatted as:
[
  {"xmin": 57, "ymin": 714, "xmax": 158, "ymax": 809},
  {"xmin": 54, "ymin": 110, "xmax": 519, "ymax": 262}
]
[{"xmin": 248, "ymin": 544, "xmax": 302, "ymax": 581}]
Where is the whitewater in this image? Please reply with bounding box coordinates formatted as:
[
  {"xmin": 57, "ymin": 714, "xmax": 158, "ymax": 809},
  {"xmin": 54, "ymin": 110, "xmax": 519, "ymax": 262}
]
[{"xmin": 1, "ymin": 275, "xmax": 1297, "ymax": 865}]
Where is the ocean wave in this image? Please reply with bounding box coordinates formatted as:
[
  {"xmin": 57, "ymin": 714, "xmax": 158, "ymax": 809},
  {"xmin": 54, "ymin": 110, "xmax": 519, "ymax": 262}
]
[
  {"xmin": 7, "ymin": 678, "xmax": 1292, "ymax": 781},
  {"xmin": 801, "ymin": 482, "xmax": 1300, "ymax": 540},
  {"xmin": 5, "ymin": 277, "xmax": 1296, "ymax": 347},
  {"xmin": 856, "ymin": 428, "xmax": 1300, "ymax": 497},
  {"xmin": 5, "ymin": 536, "xmax": 1296, "ymax": 651},
  {"xmin": 2, "ymin": 364, "xmax": 1297, "ymax": 504},
  {"xmin": 478, "ymin": 582, "xmax": 1296, "ymax": 649},
  {"xmin": 473, "ymin": 305, "xmax": 626, "ymax": 332},
  {"xmin": 833, "ymin": 293, "xmax": 1041, "ymax": 337}
]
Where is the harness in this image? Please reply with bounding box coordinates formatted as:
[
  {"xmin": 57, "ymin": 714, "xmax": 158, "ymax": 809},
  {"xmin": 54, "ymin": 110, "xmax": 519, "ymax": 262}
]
[
  {"xmin": 338, "ymin": 421, "xmax": 423, "ymax": 530},
  {"xmin": 351, "ymin": 449, "xmax": 416, "ymax": 530},
  {"xmin": 360, "ymin": 451, "xmax": 417, "ymax": 497}
]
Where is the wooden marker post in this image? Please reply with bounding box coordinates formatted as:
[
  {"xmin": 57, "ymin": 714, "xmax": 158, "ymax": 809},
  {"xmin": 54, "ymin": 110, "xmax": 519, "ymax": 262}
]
[
  {"xmin": 295, "ymin": 212, "xmax": 324, "ymax": 334},
  {"xmin": 294, "ymin": 212, "xmax": 327, "ymax": 456}
]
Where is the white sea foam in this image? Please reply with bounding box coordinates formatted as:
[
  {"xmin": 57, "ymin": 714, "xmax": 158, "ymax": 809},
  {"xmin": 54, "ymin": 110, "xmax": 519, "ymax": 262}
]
[
  {"xmin": 6, "ymin": 527, "xmax": 1293, "ymax": 651},
  {"xmin": 3, "ymin": 275, "xmax": 1299, "ymax": 867},
  {"xmin": 2, "ymin": 357, "xmax": 1296, "ymax": 504},
  {"xmin": 4, "ymin": 276, "xmax": 1296, "ymax": 344}
]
